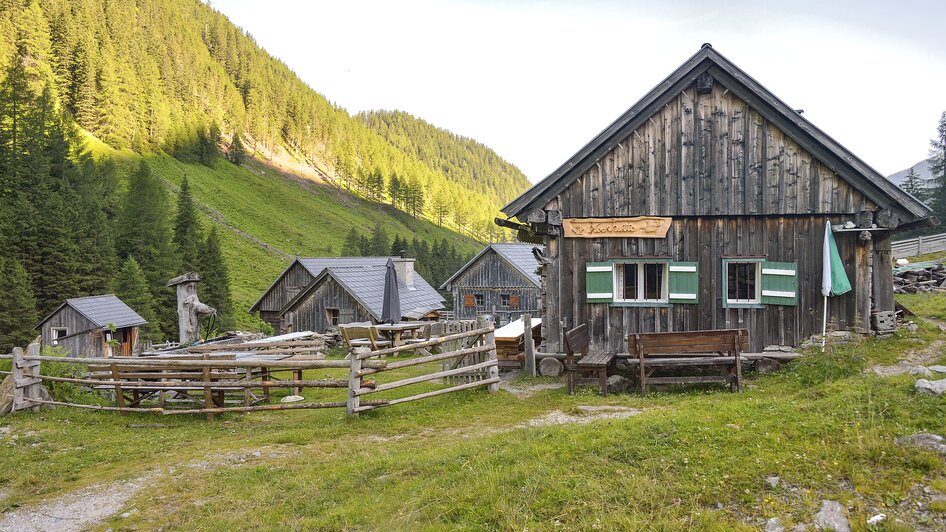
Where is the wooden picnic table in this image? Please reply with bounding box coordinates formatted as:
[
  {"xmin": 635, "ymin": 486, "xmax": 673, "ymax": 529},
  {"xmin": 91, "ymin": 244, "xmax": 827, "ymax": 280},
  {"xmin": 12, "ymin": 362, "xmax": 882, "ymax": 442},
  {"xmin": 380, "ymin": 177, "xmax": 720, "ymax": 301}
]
[{"xmin": 374, "ymin": 323, "xmax": 425, "ymax": 347}]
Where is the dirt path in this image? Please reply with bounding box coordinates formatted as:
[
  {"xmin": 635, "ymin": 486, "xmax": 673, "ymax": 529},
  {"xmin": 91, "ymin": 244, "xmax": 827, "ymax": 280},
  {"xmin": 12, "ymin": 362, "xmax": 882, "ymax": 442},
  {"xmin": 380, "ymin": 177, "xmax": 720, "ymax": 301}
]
[{"xmin": 869, "ymin": 319, "xmax": 946, "ymax": 377}]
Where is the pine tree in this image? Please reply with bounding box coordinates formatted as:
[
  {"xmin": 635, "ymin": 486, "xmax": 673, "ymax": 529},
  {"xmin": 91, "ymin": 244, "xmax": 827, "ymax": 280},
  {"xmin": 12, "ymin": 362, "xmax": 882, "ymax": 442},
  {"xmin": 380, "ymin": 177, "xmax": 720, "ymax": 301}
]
[
  {"xmin": 929, "ymin": 112, "xmax": 946, "ymax": 220},
  {"xmin": 112, "ymin": 257, "xmax": 160, "ymax": 342},
  {"xmin": 342, "ymin": 228, "xmax": 360, "ymax": 256},
  {"xmin": 173, "ymin": 177, "xmax": 202, "ymax": 272},
  {"xmin": 370, "ymin": 222, "xmax": 389, "ymax": 256},
  {"xmin": 199, "ymin": 226, "xmax": 234, "ymax": 330},
  {"xmin": 228, "ymin": 133, "xmax": 246, "ymax": 165},
  {"xmin": 117, "ymin": 161, "xmax": 178, "ymax": 338},
  {"xmin": 901, "ymin": 167, "xmax": 927, "ymax": 202},
  {"xmin": 0, "ymin": 257, "xmax": 38, "ymax": 353}
]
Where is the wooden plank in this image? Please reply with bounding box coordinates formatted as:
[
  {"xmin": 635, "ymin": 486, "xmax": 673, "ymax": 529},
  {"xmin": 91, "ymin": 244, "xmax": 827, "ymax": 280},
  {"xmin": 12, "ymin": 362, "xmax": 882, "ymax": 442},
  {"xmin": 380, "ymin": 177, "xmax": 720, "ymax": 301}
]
[
  {"xmin": 359, "ymin": 327, "xmax": 493, "ymax": 358},
  {"xmin": 356, "ymin": 360, "xmax": 497, "ymax": 396},
  {"xmin": 358, "ymin": 345, "xmax": 494, "ymax": 376},
  {"xmin": 24, "ymin": 355, "xmax": 384, "ymax": 370},
  {"xmin": 353, "ymin": 377, "xmax": 501, "ymax": 412},
  {"xmin": 645, "ymin": 376, "xmax": 731, "ymax": 384}
]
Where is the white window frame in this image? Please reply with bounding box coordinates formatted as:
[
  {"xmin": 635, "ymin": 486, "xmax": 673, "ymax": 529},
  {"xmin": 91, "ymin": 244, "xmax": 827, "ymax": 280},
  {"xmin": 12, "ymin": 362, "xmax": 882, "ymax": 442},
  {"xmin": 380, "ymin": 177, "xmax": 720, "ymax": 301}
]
[
  {"xmin": 613, "ymin": 261, "xmax": 669, "ymax": 304},
  {"xmin": 725, "ymin": 259, "xmax": 763, "ymax": 305},
  {"xmin": 52, "ymin": 327, "xmax": 68, "ymax": 340}
]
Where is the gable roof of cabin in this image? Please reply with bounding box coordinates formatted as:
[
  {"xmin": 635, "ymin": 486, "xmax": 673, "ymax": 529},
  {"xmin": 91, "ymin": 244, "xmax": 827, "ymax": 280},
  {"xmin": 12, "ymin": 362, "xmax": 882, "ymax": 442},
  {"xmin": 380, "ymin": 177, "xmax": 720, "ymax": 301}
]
[
  {"xmin": 501, "ymin": 45, "xmax": 932, "ymax": 225},
  {"xmin": 249, "ymin": 256, "xmax": 397, "ymax": 312},
  {"xmin": 38, "ymin": 294, "xmax": 148, "ymax": 330},
  {"xmin": 440, "ymin": 243, "xmax": 544, "ymax": 289},
  {"xmin": 281, "ymin": 264, "xmax": 445, "ymax": 321}
]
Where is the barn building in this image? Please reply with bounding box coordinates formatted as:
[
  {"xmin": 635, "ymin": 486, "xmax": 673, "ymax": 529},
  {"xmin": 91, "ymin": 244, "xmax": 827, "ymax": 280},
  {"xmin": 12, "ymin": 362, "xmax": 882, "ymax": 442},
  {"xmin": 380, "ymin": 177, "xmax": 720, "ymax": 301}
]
[
  {"xmin": 252, "ymin": 257, "xmax": 444, "ymax": 333},
  {"xmin": 499, "ymin": 45, "xmax": 933, "ymax": 354},
  {"xmin": 37, "ymin": 295, "xmax": 148, "ymax": 357},
  {"xmin": 440, "ymin": 243, "xmax": 543, "ymax": 324}
]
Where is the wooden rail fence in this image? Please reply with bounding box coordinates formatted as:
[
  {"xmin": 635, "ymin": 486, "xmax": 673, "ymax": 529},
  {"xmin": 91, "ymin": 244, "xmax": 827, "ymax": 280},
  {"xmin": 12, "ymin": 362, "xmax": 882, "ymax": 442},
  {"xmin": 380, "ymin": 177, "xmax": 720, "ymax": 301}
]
[
  {"xmin": 1, "ymin": 320, "xmax": 499, "ymax": 419},
  {"xmin": 891, "ymin": 232, "xmax": 946, "ymax": 259}
]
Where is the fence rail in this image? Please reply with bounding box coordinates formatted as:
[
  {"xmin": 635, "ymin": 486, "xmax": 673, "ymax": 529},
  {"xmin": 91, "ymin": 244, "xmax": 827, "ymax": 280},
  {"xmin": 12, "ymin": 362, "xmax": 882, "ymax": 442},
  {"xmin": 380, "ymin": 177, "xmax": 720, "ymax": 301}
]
[
  {"xmin": 2, "ymin": 319, "xmax": 499, "ymax": 420},
  {"xmin": 891, "ymin": 232, "xmax": 946, "ymax": 259}
]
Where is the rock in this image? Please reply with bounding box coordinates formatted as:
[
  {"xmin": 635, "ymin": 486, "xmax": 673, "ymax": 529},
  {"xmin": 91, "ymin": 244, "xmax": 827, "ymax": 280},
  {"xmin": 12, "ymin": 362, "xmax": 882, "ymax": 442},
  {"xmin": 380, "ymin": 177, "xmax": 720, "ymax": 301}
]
[
  {"xmin": 756, "ymin": 358, "xmax": 782, "ymax": 375},
  {"xmin": 915, "ymin": 378, "xmax": 946, "ymax": 396},
  {"xmin": 280, "ymin": 395, "xmax": 305, "ymax": 403},
  {"xmin": 0, "ymin": 375, "xmax": 13, "ymax": 415},
  {"xmin": 539, "ymin": 357, "xmax": 564, "ymax": 377},
  {"xmin": 765, "ymin": 476, "xmax": 780, "ymax": 489},
  {"xmin": 909, "ymin": 366, "xmax": 934, "ymax": 376},
  {"xmin": 765, "ymin": 517, "xmax": 785, "ymax": 532},
  {"xmin": 866, "ymin": 513, "xmax": 885, "ymax": 526},
  {"xmin": 896, "ymin": 258, "xmax": 910, "ymax": 266},
  {"xmin": 813, "ymin": 500, "xmax": 850, "ymax": 532},
  {"xmin": 606, "ymin": 375, "xmax": 631, "ymax": 394},
  {"xmin": 896, "ymin": 433, "xmax": 946, "ymax": 455},
  {"xmin": 764, "ymin": 345, "xmax": 793, "ymax": 352},
  {"xmin": 791, "ymin": 525, "xmax": 808, "ymax": 532},
  {"xmin": 251, "ymin": 451, "xmax": 262, "ymax": 457},
  {"xmin": 929, "ymin": 365, "xmax": 946, "ymax": 374}
]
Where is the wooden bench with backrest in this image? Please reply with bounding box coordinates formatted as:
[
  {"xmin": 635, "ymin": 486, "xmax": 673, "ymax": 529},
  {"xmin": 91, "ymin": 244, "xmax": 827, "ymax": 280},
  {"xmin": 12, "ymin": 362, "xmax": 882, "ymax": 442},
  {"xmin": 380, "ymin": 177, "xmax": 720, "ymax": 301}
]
[
  {"xmin": 339, "ymin": 323, "xmax": 393, "ymax": 353},
  {"xmin": 564, "ymin": 324, "xmax": 616, "ymax": 396},
  {"xmin": 625, "ymin": 329, "xmax": 749, "ymax": 393}
]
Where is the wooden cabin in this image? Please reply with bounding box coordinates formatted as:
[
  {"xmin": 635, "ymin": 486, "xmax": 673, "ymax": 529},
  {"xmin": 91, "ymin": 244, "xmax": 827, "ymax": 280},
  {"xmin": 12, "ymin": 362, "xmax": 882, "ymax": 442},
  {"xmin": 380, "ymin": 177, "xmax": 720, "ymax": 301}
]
[
  {"xmin": 250, "ymin": 257, "xmax": 397, "ymax": 330},
  {"xmin": 440, "ymin": 243, "xmax": 543, "ymax": 324},
  {"xmin": 499, "ymin": 45, "xmax": 933, "ymax": 354},
  {"xmin": 260, "ymin": 257, "xmax": 444, "ymax": 333},
  {"xmin": 37, "ymin": 295, "xmax": 147, "ymax": 357}
]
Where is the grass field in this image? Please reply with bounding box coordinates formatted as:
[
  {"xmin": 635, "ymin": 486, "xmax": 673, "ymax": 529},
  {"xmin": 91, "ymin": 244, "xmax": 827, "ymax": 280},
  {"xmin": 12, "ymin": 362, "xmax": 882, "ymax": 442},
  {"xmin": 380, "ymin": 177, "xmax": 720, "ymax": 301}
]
[
  {"xmin": 84, "ymin": 136, "xmax": 481, "ymax": 330},
  {"xmin": 1, "ymin": 296, "xmax": 945, "ymax": 529}
]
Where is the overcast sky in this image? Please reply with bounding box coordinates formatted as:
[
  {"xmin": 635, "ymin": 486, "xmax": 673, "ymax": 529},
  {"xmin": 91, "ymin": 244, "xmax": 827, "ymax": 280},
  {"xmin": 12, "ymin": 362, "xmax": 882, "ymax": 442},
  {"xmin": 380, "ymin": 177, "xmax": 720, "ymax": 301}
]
[{"xmin": 213, "ymin": 0, "xmax": 945, "ymax": 182}]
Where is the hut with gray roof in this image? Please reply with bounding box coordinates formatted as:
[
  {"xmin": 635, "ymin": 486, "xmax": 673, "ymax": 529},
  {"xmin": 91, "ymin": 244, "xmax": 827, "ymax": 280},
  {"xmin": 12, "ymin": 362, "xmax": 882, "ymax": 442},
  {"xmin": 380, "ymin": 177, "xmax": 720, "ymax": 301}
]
[
  {"xmin": 440, "ymin": 243, "xmax": 543, "ymax": 324},
  {"xmin": 253, "ymin": 256, "xmax": 444, "ymax": 333},
  {"xmin": 37, "ymin": 295, "xmax": 148, "ymax": 357}
]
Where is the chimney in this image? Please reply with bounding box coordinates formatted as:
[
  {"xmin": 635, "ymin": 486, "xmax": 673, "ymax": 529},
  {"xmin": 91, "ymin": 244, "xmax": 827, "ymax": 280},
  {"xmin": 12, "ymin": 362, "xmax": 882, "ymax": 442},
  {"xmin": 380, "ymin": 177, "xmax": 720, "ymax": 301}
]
[{"xmin": 392, "ymin": 257, "xmax": 416, "ymax": 290}]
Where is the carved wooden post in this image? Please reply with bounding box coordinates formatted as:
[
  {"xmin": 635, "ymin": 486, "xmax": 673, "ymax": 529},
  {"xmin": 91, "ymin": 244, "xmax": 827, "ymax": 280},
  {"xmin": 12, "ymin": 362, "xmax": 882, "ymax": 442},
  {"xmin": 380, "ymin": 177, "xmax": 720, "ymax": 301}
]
[
  {"xmin": 523, "ymin": 314, "xmax": 535, "ymax": 377},
  {"xmin": 167, "ymin": 272, "xmax": 216, "ymax": 344},
  {"xmin": 347, "ymin": 347, "xmax": 367, "ymax": 417}
]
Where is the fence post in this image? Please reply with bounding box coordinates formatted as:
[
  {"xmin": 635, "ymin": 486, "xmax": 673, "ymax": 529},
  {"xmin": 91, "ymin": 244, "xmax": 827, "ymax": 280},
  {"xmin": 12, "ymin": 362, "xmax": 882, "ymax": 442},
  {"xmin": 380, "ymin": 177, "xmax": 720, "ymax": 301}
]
[
  {"xmin": 523, "ymin": 314, "xmax": 535, "ymax": 377},
  {"xmin": 347, "ymin": 347, "xmax": 366, "ymax": 417},
  {"xmin": 11, "ymin": 347, "xmax": 24, "ymax": 412},
  {"xmin": 24, "ymin": 342, "xmax": 40, "ymax": 413},
  {"xmin": 483, "ymin": 316, "xmax": 499, "ymax": 393}
]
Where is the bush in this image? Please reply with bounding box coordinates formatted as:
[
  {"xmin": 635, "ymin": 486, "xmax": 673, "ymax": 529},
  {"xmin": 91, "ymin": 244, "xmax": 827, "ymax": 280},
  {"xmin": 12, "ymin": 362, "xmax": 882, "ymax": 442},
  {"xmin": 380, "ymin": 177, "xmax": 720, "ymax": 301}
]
[{"xmin": 39, "ymin": 346, "xmax": 96, "ymax": 404}]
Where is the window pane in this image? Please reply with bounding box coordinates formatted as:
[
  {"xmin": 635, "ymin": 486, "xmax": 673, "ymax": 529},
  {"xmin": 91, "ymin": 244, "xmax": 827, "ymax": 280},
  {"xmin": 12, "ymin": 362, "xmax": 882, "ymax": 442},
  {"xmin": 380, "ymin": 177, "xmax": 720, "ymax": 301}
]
[
  {"xmin": 622, "ymin": 263, "xmax": 638, "ymax": 300},
  {"xmin": 644, "ymin": 263, "xmax": 663, "ymax": 300},
  {"xmin": 728, "ymin": 262, "xmax": 758, "ymax": 302}
]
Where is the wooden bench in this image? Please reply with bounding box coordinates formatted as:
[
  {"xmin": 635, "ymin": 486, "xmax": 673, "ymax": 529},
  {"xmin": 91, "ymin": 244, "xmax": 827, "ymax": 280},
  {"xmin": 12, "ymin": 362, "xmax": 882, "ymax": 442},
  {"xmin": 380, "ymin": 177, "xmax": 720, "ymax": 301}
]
[
  {"xmin": 564, "ymin": 324, "xmax": 616, "ymax": 396},
  {"xmin": 625, "ymin": 329, "xmax": 749, "ymax": 394}
]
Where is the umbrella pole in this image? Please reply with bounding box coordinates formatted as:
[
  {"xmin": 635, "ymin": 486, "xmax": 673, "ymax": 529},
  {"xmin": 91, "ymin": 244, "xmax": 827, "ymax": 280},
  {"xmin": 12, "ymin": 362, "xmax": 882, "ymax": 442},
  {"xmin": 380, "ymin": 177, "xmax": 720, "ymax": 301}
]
[{"xmin": 821, "ymin": 295, "xmax": 828, "ymax": 351}]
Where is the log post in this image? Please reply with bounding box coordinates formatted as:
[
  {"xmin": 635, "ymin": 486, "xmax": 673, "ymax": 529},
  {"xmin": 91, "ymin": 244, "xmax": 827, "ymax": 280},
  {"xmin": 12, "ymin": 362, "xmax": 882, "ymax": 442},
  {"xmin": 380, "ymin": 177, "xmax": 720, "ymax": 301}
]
[
  {"xmin": 523, "ymin": 314, "xmax": 535, "ymax": 377},
  {"xmin": 23, "ymin": 342, "xmax": 41, "ymax": 413},
  {"xmin": 479, "ymin": 316, "xmax": 499, "ymax": 393},
  {"xmin": 348, "ymin": 347, "xmax": 367, "ymax": 417},
  {"xmin": 11, "ymin": 347, "xmax": 24, "ymax": 412},
  {"xmin": 202, "ymin": 354, "xmax": 213, "ymax": 421}
]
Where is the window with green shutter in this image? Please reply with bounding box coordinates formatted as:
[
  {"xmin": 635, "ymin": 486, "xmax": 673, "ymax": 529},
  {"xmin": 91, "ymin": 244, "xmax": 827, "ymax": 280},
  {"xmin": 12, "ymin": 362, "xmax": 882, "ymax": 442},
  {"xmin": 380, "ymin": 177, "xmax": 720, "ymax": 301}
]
[
  {"xmin": 585, "ymin": 262, "xmax": 613, "ymax": 303},
  {"xmin": 668, "ymin": 262, "xmax": 698, "ymax": 304},
  {"xmin": 761, "ymin": 262, "xmax": 798, "ymax": 306}
]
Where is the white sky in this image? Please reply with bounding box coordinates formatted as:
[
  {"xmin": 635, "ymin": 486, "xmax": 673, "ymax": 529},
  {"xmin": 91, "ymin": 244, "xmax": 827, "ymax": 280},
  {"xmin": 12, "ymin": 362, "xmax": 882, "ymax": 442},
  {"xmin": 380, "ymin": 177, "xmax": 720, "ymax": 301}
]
[{"xmin": 212, "ymin": 0, "xmax": 946, "ymax": 182}]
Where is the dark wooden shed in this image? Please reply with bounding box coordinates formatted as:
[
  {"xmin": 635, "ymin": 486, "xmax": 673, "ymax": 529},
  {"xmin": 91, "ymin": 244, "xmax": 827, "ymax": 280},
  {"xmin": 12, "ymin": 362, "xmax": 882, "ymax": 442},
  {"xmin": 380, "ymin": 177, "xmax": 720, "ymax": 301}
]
[
  {"xmin": 37, "ymin": 295, "xmax": 148, "ymax": 357},
  {"xmin": 499, "ymin": 45, "xmax": 933, "ymax": 354},
  {"xmin": 440, "ymin": 243, "xmax": 543, "ymax": 324}
]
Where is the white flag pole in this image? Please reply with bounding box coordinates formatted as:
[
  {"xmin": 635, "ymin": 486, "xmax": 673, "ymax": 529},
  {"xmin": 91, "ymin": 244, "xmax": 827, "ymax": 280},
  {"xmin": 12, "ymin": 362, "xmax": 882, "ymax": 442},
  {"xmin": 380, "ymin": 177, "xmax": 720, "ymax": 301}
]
[{"xmin": 821, "ymin": 221, "xmax": 832, "ymax": 351}]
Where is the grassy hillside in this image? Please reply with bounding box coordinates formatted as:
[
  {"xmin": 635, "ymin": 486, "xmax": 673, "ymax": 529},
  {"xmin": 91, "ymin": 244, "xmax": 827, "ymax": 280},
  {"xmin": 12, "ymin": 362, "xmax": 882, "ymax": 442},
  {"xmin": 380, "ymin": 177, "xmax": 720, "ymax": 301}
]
[{"xmin": 86, "ymin": 136, "xmax": 480, "ymax": 328}]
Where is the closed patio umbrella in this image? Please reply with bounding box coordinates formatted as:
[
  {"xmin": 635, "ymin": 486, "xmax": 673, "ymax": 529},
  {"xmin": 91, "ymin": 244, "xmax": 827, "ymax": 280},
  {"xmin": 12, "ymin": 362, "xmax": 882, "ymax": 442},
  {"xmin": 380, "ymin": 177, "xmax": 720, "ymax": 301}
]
[{"xmin": 381, "ymin": 259, "xmax": 402, "ymax": 324}]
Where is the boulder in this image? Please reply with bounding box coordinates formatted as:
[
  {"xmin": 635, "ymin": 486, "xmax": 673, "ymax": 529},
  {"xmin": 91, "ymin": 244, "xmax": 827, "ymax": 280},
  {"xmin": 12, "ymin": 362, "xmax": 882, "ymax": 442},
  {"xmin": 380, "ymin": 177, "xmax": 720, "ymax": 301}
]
[
  {"xmin": 764, "ymin": 517, "xmax": 785, "ymax": 532},
  {"xmin": 813, "ymin": 500, "xmax": 850, "ymax": 532},
  {"xmin": 606, "ymin": 375, "xmax": 631, "ymax": 394},
  {"xmin": 755, "ymin": 358, "xmax": 782, "ymax": 375},
  {"xmin": 539, "ymin": 357, "xmax": 564, "ymax": 377},
  {"xmin": 915, "ymin": 378, "xmax": 946, "ymax": 396},
  {"xmin": 896, "ymin": 433, "xmax": 946, "ymax": 455}
]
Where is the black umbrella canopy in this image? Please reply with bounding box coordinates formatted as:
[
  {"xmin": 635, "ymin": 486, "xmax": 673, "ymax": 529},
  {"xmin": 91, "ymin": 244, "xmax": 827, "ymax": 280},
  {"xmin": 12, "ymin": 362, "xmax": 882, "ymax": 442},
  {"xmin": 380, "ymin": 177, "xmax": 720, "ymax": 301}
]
[{"xmin": 381, "ymin": 259, "xmax": 402, "ymax": 324}]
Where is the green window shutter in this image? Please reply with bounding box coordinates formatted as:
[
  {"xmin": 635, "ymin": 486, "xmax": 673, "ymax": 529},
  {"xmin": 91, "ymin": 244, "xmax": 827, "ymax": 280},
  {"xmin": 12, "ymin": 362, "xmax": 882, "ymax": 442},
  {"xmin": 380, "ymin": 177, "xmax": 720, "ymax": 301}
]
[
  {"xmin": 585, "ymin": 262, "xmax": 613, "ymax": 303},
  {"xmin": 668, "ymin": 261, "xmax": 698, "ymax": 304},
  {"xmin": 761, "ymin": 261, "xmax": 798, "ymax": 306}
]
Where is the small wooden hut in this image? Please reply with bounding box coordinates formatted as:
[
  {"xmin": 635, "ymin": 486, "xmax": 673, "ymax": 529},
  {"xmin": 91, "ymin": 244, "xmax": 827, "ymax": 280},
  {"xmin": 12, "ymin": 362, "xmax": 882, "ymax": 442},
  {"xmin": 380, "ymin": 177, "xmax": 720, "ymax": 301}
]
[
  {"xmin": 440, "ymin": 243, "xmax": 543, "ymax": 324},
  {"xmin": 37, "ymin": 295, "xmax": 147, "ymax": 357},
  {"xmin": 499, "ymin": 45, "xmax": 933, "ymax": 353}
]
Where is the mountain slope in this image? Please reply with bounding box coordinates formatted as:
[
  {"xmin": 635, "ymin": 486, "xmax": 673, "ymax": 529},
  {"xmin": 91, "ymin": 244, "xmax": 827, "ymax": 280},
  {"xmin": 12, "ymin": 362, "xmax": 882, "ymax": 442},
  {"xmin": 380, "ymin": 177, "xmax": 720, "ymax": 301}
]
[{"xmin": 888, "ymin": 159, "xmax": 934, "ymax": 186}]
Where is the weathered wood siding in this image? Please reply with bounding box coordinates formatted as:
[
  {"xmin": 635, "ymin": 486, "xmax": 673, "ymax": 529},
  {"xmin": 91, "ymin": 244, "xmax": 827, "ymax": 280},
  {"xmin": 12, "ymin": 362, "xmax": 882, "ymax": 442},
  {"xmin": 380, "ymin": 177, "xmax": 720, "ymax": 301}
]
[
  {"xmin": 255, "ymin": 261, "xmax": 314, "ymax": 328},
  {"xmin": 283, "ymin": 276, "xmax": 374, "ymax": 333},
  {"xmin": 450, "ymin": 250, "xmax": 541, "ymax": 323},
  {"xmin": 40, "ymin": 306, "xmax": 99, "ymax": 357},
  {"xmin": 540, "ymin": 79, "xmax": 886, "ymax": 353}
]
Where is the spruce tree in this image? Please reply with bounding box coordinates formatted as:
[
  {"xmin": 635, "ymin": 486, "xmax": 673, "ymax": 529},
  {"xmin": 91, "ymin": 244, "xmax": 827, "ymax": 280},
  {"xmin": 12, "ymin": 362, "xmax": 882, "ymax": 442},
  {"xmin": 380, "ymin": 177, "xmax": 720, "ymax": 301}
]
[
  {"xmin": 342, "ymin": 228, "xmax": 360, "ymax": 256},
  {"xmin": 929, "ymin": 112, "xmax": 946, "ymax": 220},
  {"xmin": 358, "ymin": 235, "xmax": 371, "ymax": 256},
  {"xmin": 901, "ymin": 167, "xmax": 927, "ymax": 203},
  {"xmin": 228, "ymin": 133, "xmax": 246, "ymax": 165},
  {"xmin": 0, "ymin": 257, "xmax": 38, "ymax": 353},
  {"xmin": 112, "ymin": 257, "xmax": 160, "ymax": 342},
  {"xmin": 173, "ymin": 177, "xmax": 202, "ymax": 272},
  {"xmin": 199, "ymin": 226, "xmax": 233, "ymax": 330},
  {"xmin": 370, "ymin": 223, "xmax": 389, "ymax": 256}
]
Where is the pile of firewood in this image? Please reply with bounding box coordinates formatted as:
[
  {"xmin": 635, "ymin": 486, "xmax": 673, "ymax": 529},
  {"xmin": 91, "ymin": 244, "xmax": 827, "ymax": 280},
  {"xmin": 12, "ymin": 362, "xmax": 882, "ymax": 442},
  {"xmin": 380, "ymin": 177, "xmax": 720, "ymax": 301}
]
[{"xmin": 894, "ymin": 264, "xmax": 946, "ymax": 294}]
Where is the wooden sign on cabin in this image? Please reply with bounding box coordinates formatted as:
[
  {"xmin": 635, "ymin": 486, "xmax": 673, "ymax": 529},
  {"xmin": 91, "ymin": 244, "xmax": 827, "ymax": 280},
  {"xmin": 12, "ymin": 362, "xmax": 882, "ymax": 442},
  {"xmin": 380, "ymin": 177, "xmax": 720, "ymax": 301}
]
[{"xmin": 562, "ymin": 216, "xmax": 672, "ymax": 239}]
